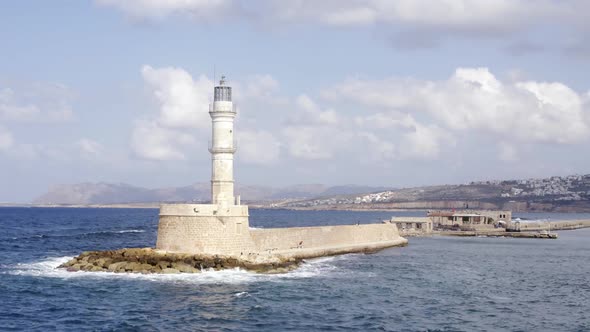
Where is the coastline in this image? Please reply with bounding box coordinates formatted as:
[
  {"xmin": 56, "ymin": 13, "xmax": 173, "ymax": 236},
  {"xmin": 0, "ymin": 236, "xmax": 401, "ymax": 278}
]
[
  {"xmin": 0, "ymin": 203, "xmax": 424, "ymax": 212},
  {"xmin": 5, "ymin": 202, "xmax": 590, "ymax": 214}
]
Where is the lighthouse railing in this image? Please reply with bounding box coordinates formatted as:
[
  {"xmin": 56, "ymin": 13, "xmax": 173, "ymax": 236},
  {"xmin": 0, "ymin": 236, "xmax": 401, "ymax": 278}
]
[
  {"xmin": 208, "ymin": 140, "xmax": 237, "ymax": 153},
  {"xmin": 209, "ymin": 103, "xmax": 237, "ymax": 114}
]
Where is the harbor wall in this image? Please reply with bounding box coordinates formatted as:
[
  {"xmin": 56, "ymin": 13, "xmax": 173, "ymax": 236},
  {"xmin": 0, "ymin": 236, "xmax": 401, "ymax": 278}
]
[
  {"xmin": 516, "ymin": 219, "xmax": 590, "ymax": 231},
  {"xmin": 250, "ymin": 223, "xmax": 406, "ymax": 256},
  {"xmin": 156, "ymin": 204, "xmax": 407, "ymax": 258}
]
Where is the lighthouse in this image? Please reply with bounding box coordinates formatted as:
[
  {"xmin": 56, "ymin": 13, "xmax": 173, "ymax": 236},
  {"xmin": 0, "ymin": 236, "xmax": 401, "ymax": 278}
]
[{"xmin": 209, "ymin": 76, "xmax": 237, "ymax": 206}]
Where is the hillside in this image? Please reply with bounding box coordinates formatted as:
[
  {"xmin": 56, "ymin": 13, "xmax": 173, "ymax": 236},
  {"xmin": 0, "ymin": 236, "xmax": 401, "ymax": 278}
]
[{"xmin": 275, "ymin": 174, "xmax": 590, "ymax": 212}]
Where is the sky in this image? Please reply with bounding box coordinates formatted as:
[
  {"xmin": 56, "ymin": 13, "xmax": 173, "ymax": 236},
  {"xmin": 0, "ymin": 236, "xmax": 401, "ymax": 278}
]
[{"xmin": 1, "ymin": 0, "xmax": 590, "ymax": 202}]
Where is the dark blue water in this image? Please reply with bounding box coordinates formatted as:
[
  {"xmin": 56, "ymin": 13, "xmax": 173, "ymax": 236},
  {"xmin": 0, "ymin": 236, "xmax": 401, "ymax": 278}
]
[{"xmin": 0, "ymin": 208, "xmax": 589, "ymax": 331}]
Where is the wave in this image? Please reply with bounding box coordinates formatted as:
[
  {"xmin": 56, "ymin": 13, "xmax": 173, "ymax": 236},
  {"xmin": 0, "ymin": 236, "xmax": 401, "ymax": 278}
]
[
  {"xmin": 513, "ymin": 218, "xmax": 551, "ymax": 223},
  {"xmin": 234, "ymin": 291, "xmax": 250, "ymax": 298},
  {"xmin": 108, "ymin": 229, "xmax": 146, "ymax": 234},
  {"xmin": 2, "ymin": 229, "xmax": 147, "ymax": 242},
  {"xmin": 3, "ymin": 255, "xmax": 348, "ymax": 284}
]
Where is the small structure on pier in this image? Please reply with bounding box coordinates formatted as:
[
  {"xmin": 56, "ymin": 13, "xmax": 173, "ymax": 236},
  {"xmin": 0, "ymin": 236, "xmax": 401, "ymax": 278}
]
[{"xmin": 388, "ymin": 217, "xmax": 433, "ymax": 235}]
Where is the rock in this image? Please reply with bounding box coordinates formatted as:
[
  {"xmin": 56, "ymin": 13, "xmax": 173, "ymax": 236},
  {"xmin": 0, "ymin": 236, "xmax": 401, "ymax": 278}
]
[
  {"xmin": 172, "ymin": 262, "xmax": 199, "ymax": 273},
  {"xmin": 60, "ymin": 247, "xmax": 302, "ymax": 274},
  {"xmin": 67, "ymin": 264, "xmax": 82, "ymax": 272},
  {"xmin": 140, "ymin": 263, "xmax": 153, "ymax": 271},
  {"xmin": 79, "ymin": 251, "xmax": 92, "ymax": 257},
  {"xmin": 82, "ymin": 263, "xmax": 96, "ymax": 271},
  {"xmin": 125, "ymin": 262, "xmax": 143, "ymax": 272},
  {"xmin": 94, "ymin": 258, "xmax": 112, "ymax": 268},
  {"xmin": 79, "ymin": 256, "xmax": 90, "ymax": 264},
  {"xmin": 161, "ymin": 268, "xmax": 179, "ymax": 274},
  {"xmin": 265, "ymin": 267, "xmax": 289, "ymax": 274},
  {"xmin": 157, "ymin": 261, "xmax": 170, "ymax": 269},
  {"xmin": 107, "ymin": 261, "xmax": 128, "ymax": 272}
]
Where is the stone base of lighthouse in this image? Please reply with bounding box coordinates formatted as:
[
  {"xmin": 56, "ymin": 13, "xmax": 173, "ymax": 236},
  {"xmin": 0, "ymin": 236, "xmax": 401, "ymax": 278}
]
[{"xmin": 156, "ymin": 203, "xmax": 256, "ymax": 256}]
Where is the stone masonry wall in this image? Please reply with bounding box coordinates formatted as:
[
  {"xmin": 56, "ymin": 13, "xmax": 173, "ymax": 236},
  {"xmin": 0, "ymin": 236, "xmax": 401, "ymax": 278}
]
[
  {"xmin": 156, "ymin": 204, "xmax": 407, "ymax": 258},
  {"xmin": 156, "ymin": 204, "xmax": 256, "ymax": 256},
  {"xmin": 250, "ymin": 223, "xmax": 403, "ymax": 254},
  {"xmin": 156, "ymin": 215, "xmax": 256, "ymax": 256}
]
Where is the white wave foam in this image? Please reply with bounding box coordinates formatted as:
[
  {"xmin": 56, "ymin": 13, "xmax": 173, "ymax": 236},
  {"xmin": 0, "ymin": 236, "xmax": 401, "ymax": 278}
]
[
  {"xmin": 4, "ymin": 255, "xmax": 348, "ymax": 284},
  {"xmin": 234, "ymin": 291, "xmax": 250, "ymax": 298},
  {"xmin": 6, "ymin": 230, "xmax": 147, "ymax": 241},
  {"xmin": 79, "ymin": 229, "xmax": 146, "ymax": 236},
  {"xmin": 114, "ymin": 229, "xmax": 145, "ymax": 234},
  {"xmin": 516, "ymin": 219, "xmax": 550, "ymax": 223}
]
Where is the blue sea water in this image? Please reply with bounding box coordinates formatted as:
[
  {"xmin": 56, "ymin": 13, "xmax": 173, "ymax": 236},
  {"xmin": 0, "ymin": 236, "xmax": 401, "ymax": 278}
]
[{"xmin": 0, "ymin": 207, "xmax": 589, "ymax": 331}]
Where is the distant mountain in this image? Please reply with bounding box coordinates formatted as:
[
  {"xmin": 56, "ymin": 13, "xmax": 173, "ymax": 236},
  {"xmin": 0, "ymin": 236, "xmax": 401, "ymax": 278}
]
[
  {"xmin": 32, "ymin": 182, "xmax": 390, "ymax": 205},
  {"xmin": 34, "ymin": 174, "xmax": 590, "ymax": 212}
]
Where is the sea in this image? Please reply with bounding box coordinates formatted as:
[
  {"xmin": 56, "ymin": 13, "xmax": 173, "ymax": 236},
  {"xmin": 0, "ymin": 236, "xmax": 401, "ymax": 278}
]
[{"xmin": 0, "ymin": 207, "xmax": 589, "ymax": 331}]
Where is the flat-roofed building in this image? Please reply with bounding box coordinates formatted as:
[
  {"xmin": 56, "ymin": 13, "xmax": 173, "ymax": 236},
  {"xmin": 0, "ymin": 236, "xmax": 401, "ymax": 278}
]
[
  {"xmin": 428, "ymin": 210, "xmax": 512, "ymax": 229},
  {"xmin": 388, "ymin": 217, "xmax": 433, "ymax": 235}
]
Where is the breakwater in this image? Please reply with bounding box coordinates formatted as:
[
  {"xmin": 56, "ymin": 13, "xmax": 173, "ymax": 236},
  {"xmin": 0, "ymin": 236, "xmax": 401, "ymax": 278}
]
[
  {"xmin": 437, "ymin": 230, "xmax": 557, "ymax": 239},
  {"xmin": 155, "ymin": 204, "xmax": 408, "ymax": 265},
  {"xmin": 515, "ymin": 219, "xmax": 590, "ymax": 231}
]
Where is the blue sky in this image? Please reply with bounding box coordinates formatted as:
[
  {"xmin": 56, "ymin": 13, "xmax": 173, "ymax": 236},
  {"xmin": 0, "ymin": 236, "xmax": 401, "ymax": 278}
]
[{"xmin": 1, "ymin": 0, "xmax": 590, "ymax": 202}]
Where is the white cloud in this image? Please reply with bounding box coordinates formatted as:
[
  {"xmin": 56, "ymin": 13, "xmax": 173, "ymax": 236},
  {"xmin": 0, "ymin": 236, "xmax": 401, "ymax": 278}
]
[
  {"xmin": 282, "ymin": 94, "xmax": 453, "ymax": 162},
  {"xmin": 290, "ymin": 94, "xmax": 339, "ymax": 125},
  {"xmin": 141, "ymin": 65, "xmax": 212, "ymax": 129},
  {"xmin": 133, "ymin": 65, "xmax": 212, "ymax": 161},
  {"xmin": 270, "ymin": 0, "xmax": 537, "ymax": 28},
  {"xmin": 356, "ymin": 112, "xmax": 453, "ymax": 161},
  {"xmin": 324, "ymin": 67, "xmax": 590, "ymax": 145},
  {"xmin": 0, "ymin": 85, "xmax": 73, "ymax": 122},
  {"xmin": 97, "ymin": 0, "xmax": 571, "ymax": 29},
  {"xmin": 135, "ymin": 66, "xmax": 287, "ymax": 161},
  {"xmin": 0, "ymin": 88, "xmax": 40, "ymax": 120},
  {"xmin": 398, "ymin": 123, "xmax": 450, "ymax": 160},
  {"xmin": 96, "ymin": 0, "xmax": 233, "ymax": 20},
  {"xmin": 238, "ymin": 130, "xmax": 280, "ymax": 164},
  {"xmin": 498, "ymin": 142, "xmax": 518, "ymax": 162},
  {"xmin": 132, "ymin": 65, "xmax": 587, "ymax": 170},
  {"xmin": 99, "ymin": 0, "xmax": 590, "ymax": 52},
  {"xmin": 282, "ymin": 95, "xmax": 349, "ymax": 160},
  {"xmin": 357, "ymin": 131, "xmax": 395, "ymax": 161},
  {"xmin": 0, "ymin": 127, "xmax": 13, "ymax": 151},
  {"xmin": 131, "ymin": 120, "xmax": 195, "ymax": 161},
  {"xmin": 77, "ymin": 138, "xmax": 104, "ymax": 157},
  {"xmin": 236, "ymin": 74, "xmax": 279, "ymax": 99},
  {"xmin": 355, "ymin": 111, "xmax": 416, "ymax": 129},
  {"xmin": 282, "ymin": 125, "xmax": 340, "ymax": 160}
]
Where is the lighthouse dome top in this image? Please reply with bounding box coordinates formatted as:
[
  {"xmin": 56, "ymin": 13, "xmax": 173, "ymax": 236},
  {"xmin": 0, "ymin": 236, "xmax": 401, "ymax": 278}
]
[{"xmin": 214, "ymin": 75, "xmax": 231, "ymax": 102}]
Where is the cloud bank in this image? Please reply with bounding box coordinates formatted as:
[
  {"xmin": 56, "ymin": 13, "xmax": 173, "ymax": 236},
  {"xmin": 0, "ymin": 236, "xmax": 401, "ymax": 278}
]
[
  {"xmin": 131, "ymin": 65, "xmax": 590, "ymax": 167},
  {"xmin": 97, "ymin": 0, "xmax": 590, "ymax": 51}
]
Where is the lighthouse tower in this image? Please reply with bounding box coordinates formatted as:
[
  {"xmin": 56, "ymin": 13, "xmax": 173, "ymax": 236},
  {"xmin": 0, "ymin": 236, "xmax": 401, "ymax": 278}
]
[
  {"xmin": 156, "ymin": 74, "xmax": 254, "ymax": 256},
  {"xmin": 209, "ymin": 76, "xmax": 237, "ymax": 206},
  {"xmin": 155, "ymin": 73, "xmax": 406, "ymax": 257}
]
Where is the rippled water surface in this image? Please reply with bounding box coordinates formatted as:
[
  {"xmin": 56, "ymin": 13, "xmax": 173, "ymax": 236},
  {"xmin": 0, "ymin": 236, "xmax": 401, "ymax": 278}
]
[{"xmin": 0, "ymin": 208, "xmax": 589, "ymax": 331}]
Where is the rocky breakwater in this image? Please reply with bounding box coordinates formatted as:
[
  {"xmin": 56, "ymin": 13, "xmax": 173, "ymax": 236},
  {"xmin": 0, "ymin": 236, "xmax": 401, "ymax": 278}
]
[{"xmin": 58, "ymin": 248, "xmax": 301, "ymax": 274}]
